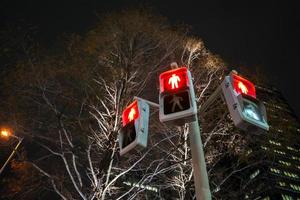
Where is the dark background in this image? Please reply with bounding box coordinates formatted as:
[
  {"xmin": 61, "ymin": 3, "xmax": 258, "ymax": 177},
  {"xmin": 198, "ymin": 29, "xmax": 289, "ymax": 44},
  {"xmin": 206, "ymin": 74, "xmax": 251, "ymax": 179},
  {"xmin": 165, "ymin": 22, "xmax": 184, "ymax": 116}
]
[{"xmin": 1, "ymin": 0, "xmax": 300, "ymax": 117}]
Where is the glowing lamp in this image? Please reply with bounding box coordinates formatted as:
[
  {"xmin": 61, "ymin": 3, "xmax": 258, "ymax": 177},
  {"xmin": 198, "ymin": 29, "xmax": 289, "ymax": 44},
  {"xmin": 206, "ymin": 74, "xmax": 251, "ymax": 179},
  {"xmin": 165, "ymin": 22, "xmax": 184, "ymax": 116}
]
[
  {"xmin": 159, "ymin": 67, "xmax": 189, "ymax": 93},
  {"xmin": 242, "ymin": 100, "xmax": 263, "ymax": 122},
  {"xmin": 122, "ymin": 100, "xmax": 139, "ymax": 126},
  {"xmin": 232, "ymin": 74, "xmax": 256, "ymax": 99},
  {"xmin": 0, "ymin": 127, "xmax": 12, "ymax": 138}
]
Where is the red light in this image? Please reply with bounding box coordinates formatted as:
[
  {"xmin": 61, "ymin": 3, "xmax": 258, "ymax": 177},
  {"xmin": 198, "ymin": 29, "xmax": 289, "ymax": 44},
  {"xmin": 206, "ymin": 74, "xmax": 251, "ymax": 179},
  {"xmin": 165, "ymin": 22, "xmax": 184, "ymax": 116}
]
[
  {"xmin": 159, "ymin": 67, "xmax": 188, "ymax": 93},
  {"xmin": 122, "ymin": 100, "xmax": 139, "ymax": 126},
  {"xmin": 232, "ymin": 74, "xmax": 256, "ymax": 98}
]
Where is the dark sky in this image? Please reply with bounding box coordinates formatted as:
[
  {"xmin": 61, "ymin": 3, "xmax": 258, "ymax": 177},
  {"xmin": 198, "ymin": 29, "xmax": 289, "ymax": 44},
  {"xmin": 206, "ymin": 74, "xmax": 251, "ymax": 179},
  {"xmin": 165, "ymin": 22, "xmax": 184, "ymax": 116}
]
[{"xmin": 1, "ymin": 0, "xmax": 300, "ymax": 117}]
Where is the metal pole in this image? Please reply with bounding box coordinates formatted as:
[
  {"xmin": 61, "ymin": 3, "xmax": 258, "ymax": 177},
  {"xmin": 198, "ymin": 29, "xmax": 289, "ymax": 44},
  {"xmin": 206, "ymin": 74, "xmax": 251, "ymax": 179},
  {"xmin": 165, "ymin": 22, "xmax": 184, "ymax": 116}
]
[
  {"xmin": 134, "ymin": 96, "xmax": 159, "ymax": 108},
  {"xmin": 200, "ymin": 85, "xmax": 222, "ymax": 114},
  {"xmin": 189, "ymin": 115, "xmax": 211, "ymax": 200},
  {"xmin": 0, "ymin": 138, "xmax": 23, "ymax": 176}
]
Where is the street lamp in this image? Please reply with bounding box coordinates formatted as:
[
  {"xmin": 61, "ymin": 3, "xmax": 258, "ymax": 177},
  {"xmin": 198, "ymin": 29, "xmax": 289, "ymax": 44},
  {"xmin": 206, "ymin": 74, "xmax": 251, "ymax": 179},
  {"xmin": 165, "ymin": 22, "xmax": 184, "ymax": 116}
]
[
  {"xmin": 1, "ymin": 127, "xmax": 12, "ymax": 138},
  {"xmin": 0, "ymin": 127, "xmax": 23, "ymax": 176}
]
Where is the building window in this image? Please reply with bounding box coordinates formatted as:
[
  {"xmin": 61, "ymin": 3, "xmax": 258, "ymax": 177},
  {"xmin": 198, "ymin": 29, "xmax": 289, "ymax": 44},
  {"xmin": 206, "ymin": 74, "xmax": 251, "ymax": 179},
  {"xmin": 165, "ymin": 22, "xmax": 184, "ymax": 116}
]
[
  {"xmin": 270, "ymin": 167, "xmax": 281, "ymax": 174},
  {"xmin": 122, "ymin": 181, "xmax": 158, "ymax": 193},
  {"xmin": 278, "ymin": 181, "xmax": 286, "ymax": 187},
  {"xmin": 250, "ymin": 169, "xmax": 260, "ymax": 179},
  {"xmin": 281, "ymin": 194, "xmax": 293, "ymax": 200},
  {"xmin": 278, "ymin": 160, "xmax": 291, "ymax": 166},
  {"xmin": 274, "ymin": 149, "xmax": 286, "ymax": 155},
  {"xmin": 246, "ymin": 149, "xmax": 252, "ymax": 155},
  {"xmin": 269, "ymin": 140, "xmax": 281, "ymax": 146},
  {"xmin": 290, "ymin": 183, "xmax": 300, "ymax": 191},
  {"xmin": 261, "ymin": 146, "xmax": 268, "ymax": 150},
  {"xmin": 292, "ymin": 156, "xmax": 300, "ymax": 161},
  {"xmin": 283, "ymin": 171, "xmax": 299, "ymax": 178},
  {"xmin": 277, "ymin": 129, "xmax": 283, "ymax": 133},
  {"xmin": 287, "ymin": 146, "xmax": 298, "ymax": 152}
]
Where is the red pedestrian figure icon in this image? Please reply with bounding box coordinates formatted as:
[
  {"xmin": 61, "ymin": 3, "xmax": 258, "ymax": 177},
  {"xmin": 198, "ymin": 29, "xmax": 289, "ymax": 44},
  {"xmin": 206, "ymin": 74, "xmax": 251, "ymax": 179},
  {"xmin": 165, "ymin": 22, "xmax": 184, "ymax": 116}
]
[
  {"xmin": 168, "ymin": 74, "xmax": 181, "ymax": 89},
  {"xmin": 128, "ymin": 108, "xmax": 136, "ymax": 122},
  {"xmin": 238, "ymin": 81, "xmax": 248, "ymax": 95}
]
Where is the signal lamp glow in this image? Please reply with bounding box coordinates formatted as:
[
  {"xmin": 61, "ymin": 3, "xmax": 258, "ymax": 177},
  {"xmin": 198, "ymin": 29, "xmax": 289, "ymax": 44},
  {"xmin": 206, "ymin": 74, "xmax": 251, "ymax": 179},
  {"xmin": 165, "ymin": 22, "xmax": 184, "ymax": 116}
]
[
  {"xmin": 243, "ymin": 101, "xmax": 262, "ymax": 121},
  {"xmin": 0, "ymin": 128, "xmax": 12, "ymax": 138},
  {"xmin": 122, "ymin": 100, "xmax": 139, "ymax": 126},
  {"xmin": 232, "ymin": 74, "xmax": 256, "ymax": 99},
  {"xmin": 159, "ymin": 67, "xmax": 188, "ymax": 93}
]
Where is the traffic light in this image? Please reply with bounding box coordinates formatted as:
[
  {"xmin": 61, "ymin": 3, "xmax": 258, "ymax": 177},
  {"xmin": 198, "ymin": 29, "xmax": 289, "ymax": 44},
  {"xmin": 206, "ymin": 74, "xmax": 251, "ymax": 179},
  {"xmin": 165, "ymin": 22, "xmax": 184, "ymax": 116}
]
[
  {"xmin": 221, "ymin": 72, "xmax": 269, "ymax": 133},
  {"xmin": 159, "ymin": 67, "xmax": 197, "ymax": 125},
  {"xmin": 118, "ymin": 99, "xmax": 150, "ymax": 156}
]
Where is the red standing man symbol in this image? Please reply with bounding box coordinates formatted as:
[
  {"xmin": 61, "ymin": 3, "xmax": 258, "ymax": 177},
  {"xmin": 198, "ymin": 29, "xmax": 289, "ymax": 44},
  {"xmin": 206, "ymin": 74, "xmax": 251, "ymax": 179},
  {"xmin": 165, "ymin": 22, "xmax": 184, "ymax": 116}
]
[
  {"xmin": 238, "ymin": 81, "xmax": 248, "ymax": 95},
  {"xmin": 128, "ymin": 108, "xmax": 136, "ymax": 122},
  {"xmin": 168, "ymin": 74, "xmax": 181, "ymax": 89}
]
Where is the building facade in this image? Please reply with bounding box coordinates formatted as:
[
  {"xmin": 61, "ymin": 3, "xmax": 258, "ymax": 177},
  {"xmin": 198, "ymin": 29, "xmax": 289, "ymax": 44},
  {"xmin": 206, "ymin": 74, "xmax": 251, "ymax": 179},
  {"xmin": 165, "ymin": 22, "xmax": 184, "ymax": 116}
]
[{"xmin": 242, "ymin": 86, "xmax": 300, "ymax": 200}]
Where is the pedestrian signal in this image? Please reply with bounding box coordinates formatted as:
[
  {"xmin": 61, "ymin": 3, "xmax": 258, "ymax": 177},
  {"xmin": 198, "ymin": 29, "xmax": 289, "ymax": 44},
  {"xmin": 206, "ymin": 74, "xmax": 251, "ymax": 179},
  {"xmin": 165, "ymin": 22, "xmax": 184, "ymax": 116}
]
[
  {"xmin": 159, "ymin": 67, "xmax": 197, "ymax": 125},
  {"xmin": 221, "ymin": 72, "xmax": 269, "ymax": 133},
  {"xmin": 231, "ymin": 73, "xmax": 256, "ymax": 99},
  {"xmin": 122, "ymin": 100, "xmax": 139, "ymax": 126},
  {"xmin": 118, "ymin": 99, "xmax": 149, "ymax": 156}
]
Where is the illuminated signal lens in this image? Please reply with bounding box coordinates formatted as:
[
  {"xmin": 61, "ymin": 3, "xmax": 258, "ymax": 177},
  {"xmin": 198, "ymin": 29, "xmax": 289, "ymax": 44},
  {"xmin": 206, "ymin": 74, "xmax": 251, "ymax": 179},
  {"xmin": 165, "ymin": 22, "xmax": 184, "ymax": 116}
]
[
  {"xmin": 122, "ymin": 100, "xmax": 139, "ymax": 126},
  {"xmin": 159, "ymin": 67, "xmax": 188, "ymax": 93},
  {"xmin": 232, "ymin": 74, "xmax": 256, "ymax": 98},
  {"xmin": 243, "ymin": 100, "xmax": 263, "ymax": 122}
]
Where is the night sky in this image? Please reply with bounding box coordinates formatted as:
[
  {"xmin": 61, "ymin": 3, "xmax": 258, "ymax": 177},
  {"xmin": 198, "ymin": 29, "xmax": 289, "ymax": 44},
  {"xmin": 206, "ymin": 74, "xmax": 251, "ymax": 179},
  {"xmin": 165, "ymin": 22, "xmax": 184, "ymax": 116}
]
[{"xmin": 1, "ymin": 0, "xmax": 300, "ymax": 117}]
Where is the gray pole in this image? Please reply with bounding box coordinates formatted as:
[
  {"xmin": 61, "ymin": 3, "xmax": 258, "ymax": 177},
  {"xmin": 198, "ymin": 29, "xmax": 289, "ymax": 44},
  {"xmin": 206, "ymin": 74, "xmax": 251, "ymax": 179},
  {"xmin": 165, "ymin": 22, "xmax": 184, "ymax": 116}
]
[
  {"xmin": 189, "ymin": 115, "xmax": 212, "ymax": 200},
  {"xmin": 0, "ymin": 138, "xmax": 23, "ymax": 176}
]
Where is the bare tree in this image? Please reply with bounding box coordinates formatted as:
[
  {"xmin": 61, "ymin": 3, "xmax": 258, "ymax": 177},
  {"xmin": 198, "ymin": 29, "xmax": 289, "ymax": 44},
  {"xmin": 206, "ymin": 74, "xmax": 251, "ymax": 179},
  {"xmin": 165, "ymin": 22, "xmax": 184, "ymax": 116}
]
[{"xmin": 0, "ymin": 9, "xmax": 256, "ymax": 200}]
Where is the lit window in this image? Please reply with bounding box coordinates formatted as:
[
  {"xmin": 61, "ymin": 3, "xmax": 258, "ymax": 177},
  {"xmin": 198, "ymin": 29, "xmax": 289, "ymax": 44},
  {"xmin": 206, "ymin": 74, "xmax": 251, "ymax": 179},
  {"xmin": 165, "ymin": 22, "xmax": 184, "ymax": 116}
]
[
  {"xmin": 281, "ymin": 194, "xmax": 293, "ymax": 200},
  {"xmin": 292, "ymin": 156, "xmax": 300, "ymax": 161},
  {"xmin": 278, "ymin": 160, "xmax": 291, "ymax": 166},
  {"xmin": 275, "ymin": 105, "xmax": 282, "ymax": 109},
  {"xmin": 246, "ymin": 149, "xmax": 253, "ymax": 155},
  {"xmin": 274, "ymin": 150, "xmax": 286, "ymax": 155},
  {"xmin": 250, "ymin": 169, "xmax": 260, "ymax": 179},
  {"xmin": 122, "ymin": 181, "xmax": 158, "ymax": 193},
  {"xmin": 290, "ymin": 184, "xmax": 300, "ymax": 191},
  {"xmin": 283, "ymin": 171, "xmax": 299, "ymax": 178},
  {"xmin": 261, "ymin": 146, "xmax": 268, "ymax": 150},
  {"xmin": 270, "ymin": 168, "xmax": 281, "ymax": 174},
  {"xmin": 278, "ymin": 182, "xmax": 286, "ymax": 187},
  {"xmin": 269, "ymin": 140, "xmax": 281, "ymax": 146},
  {"xmin": 287, "ymin": 146, "xmax": 298, "ymax": 152}
]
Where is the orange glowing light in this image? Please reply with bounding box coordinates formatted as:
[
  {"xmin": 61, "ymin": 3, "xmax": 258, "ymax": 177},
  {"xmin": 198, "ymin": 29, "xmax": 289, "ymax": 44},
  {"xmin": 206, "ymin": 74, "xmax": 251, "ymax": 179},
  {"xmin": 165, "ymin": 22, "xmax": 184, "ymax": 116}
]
[{"xmin": 0, "ymin": 128, "xmax": 12, "ymax": 138}]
